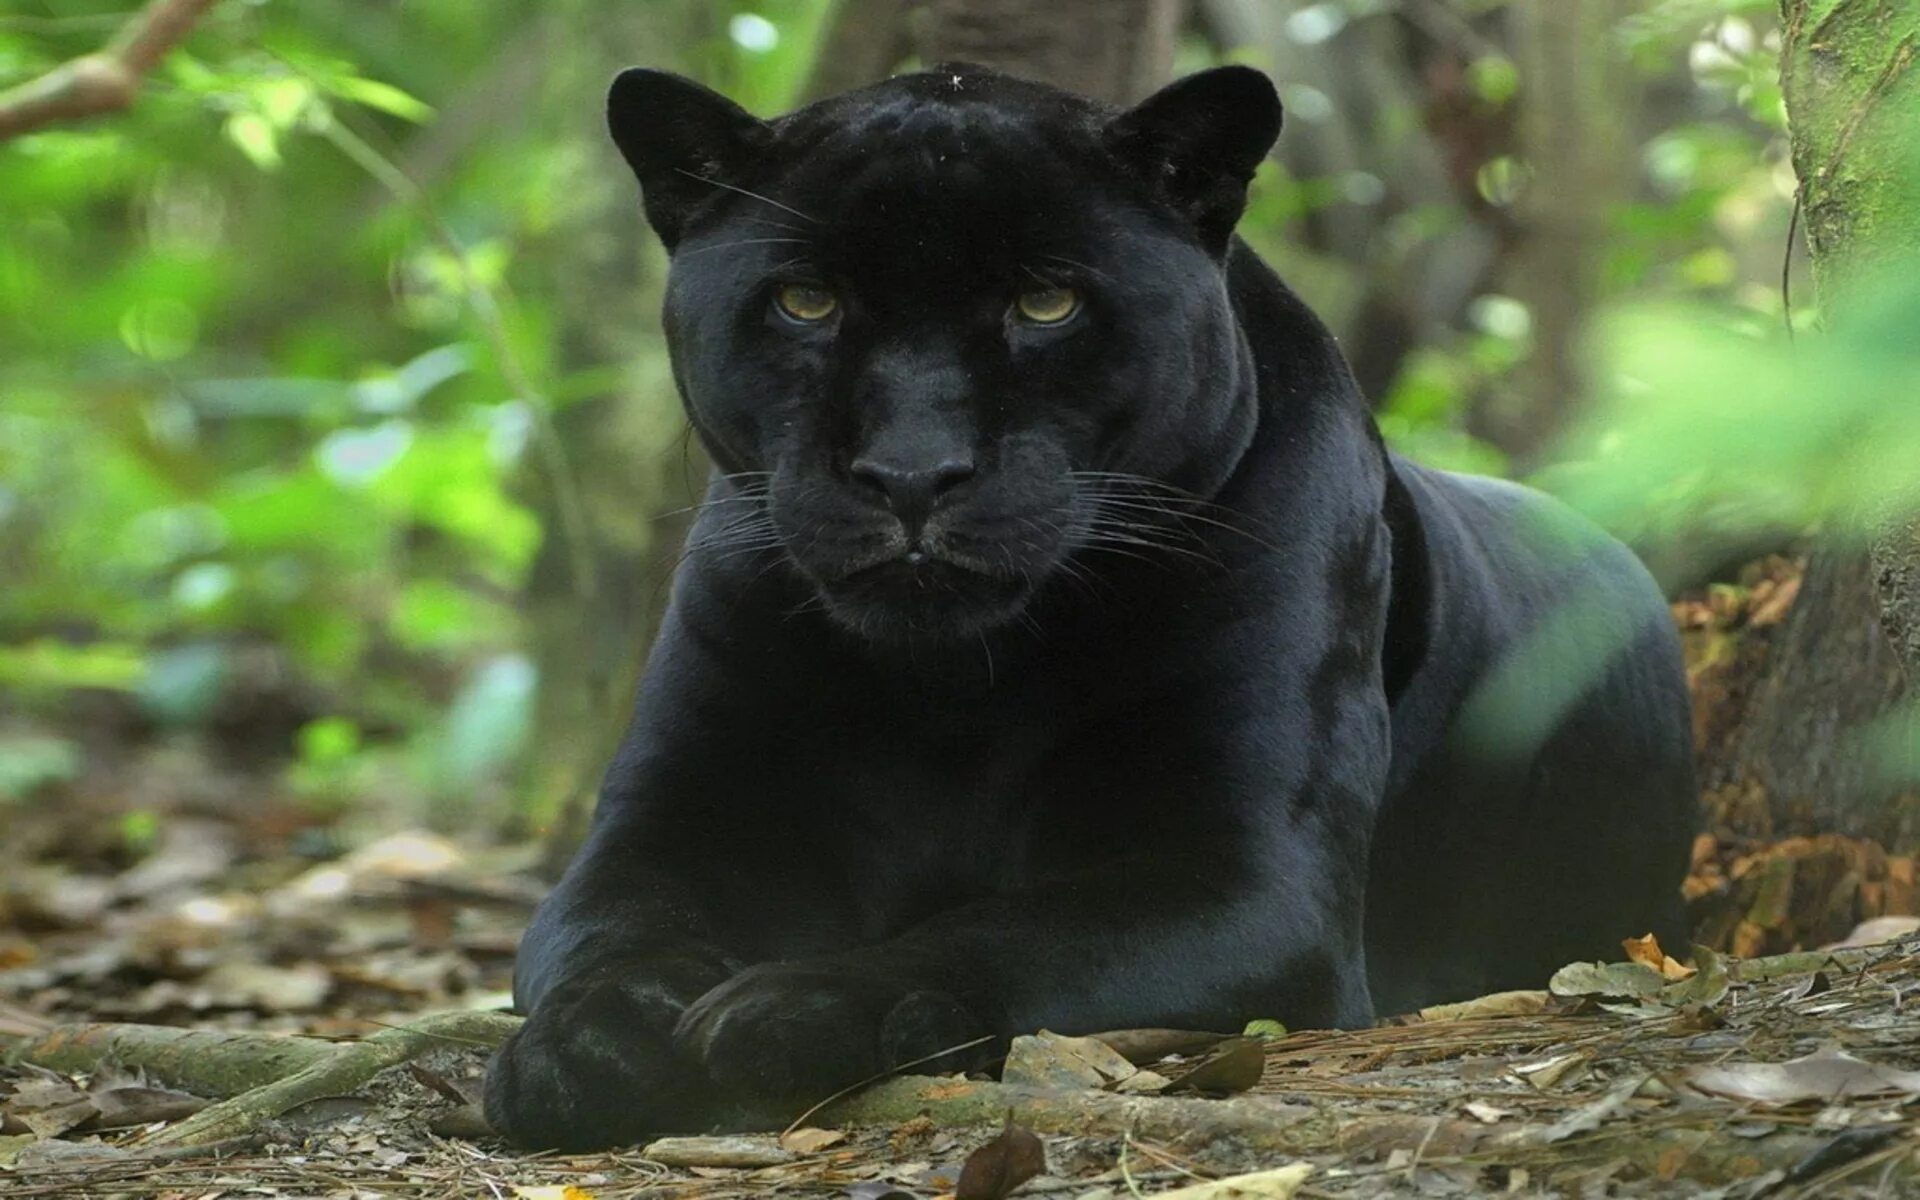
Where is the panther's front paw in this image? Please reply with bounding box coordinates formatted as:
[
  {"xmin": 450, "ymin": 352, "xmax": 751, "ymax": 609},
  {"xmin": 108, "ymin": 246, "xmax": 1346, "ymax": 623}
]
[
  {"xmin": 674, "ymin": 964, "xmax": 993, "ymax": 1104},
  {"xmin": 484, "ymin": 978, "xmax": 715, "ymax": 1150}
]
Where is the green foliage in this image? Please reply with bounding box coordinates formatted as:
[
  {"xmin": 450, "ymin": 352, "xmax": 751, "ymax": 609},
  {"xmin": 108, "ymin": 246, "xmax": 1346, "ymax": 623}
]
[
  {"xmin": 3, "ymin": 1, "xmax": 1898, "ymax": 821},
  {"xmin": 1, "ymin": 1, "xmax": 830, "ymax": 824}
]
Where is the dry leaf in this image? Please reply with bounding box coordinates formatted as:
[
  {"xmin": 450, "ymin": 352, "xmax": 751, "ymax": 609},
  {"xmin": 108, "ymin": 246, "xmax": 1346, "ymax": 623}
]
[
  {"xmin": 1463, "ymin": 1101, "xmax": 1515, "ymax": 1124},
  {"xmin": 1621, "ymin": 933, "xmax": 1695, "ymax": 981},
  {"xmin": 1001, "ymin": 1030, "xmax": 1138, "ymax": 1090},
  {"xmin": 641, "ymin": 1134, "xmax": 795, "ymax": 1168},
  {"xmin": 1405, "ymin": 990, "xmax": 1549, "ymax": 1024},
  {"xmin": 1513, "ymin": 1050, "xmax": 1591, "ymax": 1090},
  {"xmin": 780, "ymin": 1126, "xmax": 848, "ymax": 1154},
  {"xmin": 954, "ymin": 1118, "xmax": 1045, "ymax": 1200},
  {"xmin": 1088, "ymin": 1028, "xmax": 1232, "ymax": 1064},
  {"xmin": 1824, "ymin": 916, "xmax": 1920, "ymax": 949},
  {"xmin": 1164, "ymin": 1037, "xmax": 1265, "ymax": 1096},
  {"xmin": 1548, "ymin": 960, "xmax": 1664, "ymax": 1000},
  {"xmin": 1686, "ymin": 1047, "xmax": 1920, "ymax": 1107},
  {"xmin": 1149, "ymin": 1162, "xmax": 1314, "ymax": 1198}
]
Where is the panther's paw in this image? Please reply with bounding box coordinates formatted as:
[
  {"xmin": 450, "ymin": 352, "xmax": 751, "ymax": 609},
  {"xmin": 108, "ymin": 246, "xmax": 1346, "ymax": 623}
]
[
  {"xmin": 675, "ymin": 963, "xmax": 993, "ymax": 1104},
  {"xmin": 483, "ymin": 978, "xmax": 715, "ymax": 1150}
]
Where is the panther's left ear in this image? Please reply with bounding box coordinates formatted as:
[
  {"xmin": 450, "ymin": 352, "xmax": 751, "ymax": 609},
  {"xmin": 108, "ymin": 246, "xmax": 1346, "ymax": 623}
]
[
  {"xmin": 608, "ymin": 68, "xmax": 773, "ymax": 249},
  {"xmin": 1103, "ymin": 67, "xmax": 1282, "ymax": 253}
]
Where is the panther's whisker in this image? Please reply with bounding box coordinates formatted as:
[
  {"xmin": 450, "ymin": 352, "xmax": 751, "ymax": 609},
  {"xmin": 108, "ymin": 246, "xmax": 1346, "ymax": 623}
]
[
  {"xmin": 674, "ymin": 169, "xmax": 820, "ymax": 224},
  {"xmin": 679, "ymin": 238, "xmax": 814, "ymax": 260}
]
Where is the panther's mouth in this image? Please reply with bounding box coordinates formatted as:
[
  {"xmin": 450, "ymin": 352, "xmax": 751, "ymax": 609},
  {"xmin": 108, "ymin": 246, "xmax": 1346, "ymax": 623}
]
[{"xmin": 821, "ymin": 553, "xmax": 1032, "ymax": 639}]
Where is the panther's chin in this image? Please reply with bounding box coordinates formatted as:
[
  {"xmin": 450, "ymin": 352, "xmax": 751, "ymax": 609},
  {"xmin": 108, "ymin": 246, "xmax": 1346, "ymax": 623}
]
[{"xmin": 819, "ymin": 557, "xmax": 1033, "ymax": 642}]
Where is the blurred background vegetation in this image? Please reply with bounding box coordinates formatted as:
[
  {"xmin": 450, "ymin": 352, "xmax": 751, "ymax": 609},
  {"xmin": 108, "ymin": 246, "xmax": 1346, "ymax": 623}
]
[{"xmin": 2, "ymin": 0, "xmax": 1915, "ymax": 876}]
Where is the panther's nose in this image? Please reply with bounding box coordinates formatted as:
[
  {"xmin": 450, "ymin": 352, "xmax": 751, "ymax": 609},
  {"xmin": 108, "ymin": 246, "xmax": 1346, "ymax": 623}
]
[{"xmin": 849, "ymin": 454, "xmax": 976, "ymax": 529}]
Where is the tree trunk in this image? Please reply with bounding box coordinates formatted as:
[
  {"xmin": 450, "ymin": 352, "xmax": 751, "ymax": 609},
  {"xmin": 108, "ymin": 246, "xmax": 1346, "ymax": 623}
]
[
  {"xmin": 805, "ymin": 0, "xmax": 915, "ymax": 102},
  {"xmin": 520, "ymin": 2, "xmax": 711, "ymax": 859},
  {"xmin": 916, "ymin": 0, "xmax": 1187, "ymax": 104},
  {"xmin": 1778, "ymin": 0, "xmax": 1920, "ymax": 687},
  {"xmin": 1486, "ymin": 0, "xmax": 1637, "ymax": 466},
  {"xmin": 1735, "ymin": 0, "xmax": 1920, "ymax": 848},
  {"xmin": 1718, "ymin": 547, "xmax": 1916, "ymax": 847}
]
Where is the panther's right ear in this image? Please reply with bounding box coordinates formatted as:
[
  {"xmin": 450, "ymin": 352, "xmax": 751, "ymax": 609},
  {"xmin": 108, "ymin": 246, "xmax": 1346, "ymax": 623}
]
[
  {"xmin": 1104, "ymin": 67, "xmax": 1282, "ymax": 255},
  {"xmin": 607, "ymin": 68, "xmax": 772, "ymax": 248}
]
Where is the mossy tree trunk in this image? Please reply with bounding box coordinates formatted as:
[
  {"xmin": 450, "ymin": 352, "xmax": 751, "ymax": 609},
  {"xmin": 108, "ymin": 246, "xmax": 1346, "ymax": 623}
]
[
  {"xmin": 1781, "ymin": 0, "xmax": 1920, "ymax": 688},
  {"xmin": 1731, "ymin": 0, "xmax": 1920, "ymax": 847},
  {"xmin": 916, "ymin": 0, "xmax": 1187, "ymax": 104}
]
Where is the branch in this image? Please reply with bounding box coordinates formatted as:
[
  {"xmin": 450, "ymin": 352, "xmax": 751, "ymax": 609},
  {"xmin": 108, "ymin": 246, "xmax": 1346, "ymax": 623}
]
[{"xmin": 0, "ymin": 0, "xmax": 219, "ymax": 141}]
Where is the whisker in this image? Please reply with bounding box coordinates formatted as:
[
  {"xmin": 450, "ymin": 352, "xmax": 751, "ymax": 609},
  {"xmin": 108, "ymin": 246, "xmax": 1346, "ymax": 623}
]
[
  {"xmin": 679, "ymin": 237, "xmax": 814, "ymax": 259},
  {"xmin": 674, "ymin": 169, "xmax": 819, "ymax": 224}
]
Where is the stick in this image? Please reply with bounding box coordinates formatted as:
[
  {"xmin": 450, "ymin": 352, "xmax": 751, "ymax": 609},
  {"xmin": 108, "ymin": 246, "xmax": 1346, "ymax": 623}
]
[
  {"xmin": 136, "ymin": 1010, "xmax": 520, "ymax": 1148},
  {"xmin": 0, "ymin": 0, "xmax": 219, "ymax": 140}
]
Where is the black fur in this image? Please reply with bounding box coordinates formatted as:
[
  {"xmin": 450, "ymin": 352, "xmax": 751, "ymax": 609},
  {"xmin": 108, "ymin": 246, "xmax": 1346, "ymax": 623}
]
[{"xmin": 483, "ymin": 66, "xmax": 1696, "ymax": 1150}]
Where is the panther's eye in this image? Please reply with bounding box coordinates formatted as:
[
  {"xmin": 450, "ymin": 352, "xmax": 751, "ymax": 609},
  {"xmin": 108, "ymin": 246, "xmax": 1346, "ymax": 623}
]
[
  {"xmin": 774, "ymin": 284, "xmax": 838, "ymax": 323},
  {"xmin": 1013, "ymin": 287, "xmax": 1080, "ymax": 325}
]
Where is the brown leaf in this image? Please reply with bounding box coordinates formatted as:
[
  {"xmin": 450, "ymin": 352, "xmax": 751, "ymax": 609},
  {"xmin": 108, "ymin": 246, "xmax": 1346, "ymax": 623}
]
[
  {"xmin": 81, "ymin": 1086, "xmax": 206, "ymax": 1131},
  {"xmin": 955, "ymin": 1118, "xmax": 1045, "ymax": 1200},
  {"xmin": 1686, "ymin": 1047, "xmax": 1920, "ymax": 1107},
  {"xmin": 641, "ymin": 1135, "xmax": 795, "ymax": 1168},
  {"xmin": 1402, "ymin": 990, "xmax": 1549, "ymax": 1024},
  {"xmin": 1086, "ymin": 1028, "xmax": 1233, "ymax": 1065},
  {"xmin": 1163, "ymin": 1037, "xmax": 1266, "ymax": 1096},
  {"xmin": 780, "ymin": 1126, "xmax": 848, "ymax": 1154},
  {"xmin": 1149, "ymin": 1163, "xmax": 1314, "ymax": 1198},
  {"xmin": 1001, "ymin": 1030, "xmax": 1138, "ymax": 1090},
  {"xmin": 1621, "ymin": 933, "xmax": 1695, "ymax": 981}
]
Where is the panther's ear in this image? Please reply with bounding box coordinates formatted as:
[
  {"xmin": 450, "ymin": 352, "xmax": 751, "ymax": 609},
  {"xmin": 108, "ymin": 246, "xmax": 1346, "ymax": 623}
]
[
  {"xmin": 607, "ymin": 68, "xmax": 772, "ymax": 249},
  {"xmin": 1103, "ymin": 67, "xmax": 1282, "ymax": 253}
]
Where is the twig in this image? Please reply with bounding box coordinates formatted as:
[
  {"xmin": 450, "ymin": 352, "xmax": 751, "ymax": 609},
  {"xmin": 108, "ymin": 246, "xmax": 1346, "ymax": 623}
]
[
  {"xmin": 0, "ymin": 0, "xmax": 218, "ymax": 140},
  {"xmin": 137, "ymin": 1010, "xmax": 521, "ymax": 1148}
]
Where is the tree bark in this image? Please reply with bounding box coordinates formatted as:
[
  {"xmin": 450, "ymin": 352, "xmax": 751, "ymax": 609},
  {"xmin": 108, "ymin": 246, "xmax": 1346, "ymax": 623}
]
[
  {"xmin": 805, "ymin": 0, "xmax": 915, "ymax": 102},
  {"xmin": 0, "ymin": 0, "xmax": 219, "ymax": 140},
  {"xmin": 1778, "ymin": 0, "xmax": 1920, "ymax": 689},
  {"xmin": 917, "ymin": 0, "xmax": 1188, "ymax": 104},
  {"xmin": 1743, "ymin": 0, "xmax": 1920, "ymax": 848},
  {"xmin": 1487, "ymin": 0, "xmax": 1638, "ymax": 466},
  {"xmin": 1719, "ymin": 547, "xmax": 1916, "ymax": 847}
]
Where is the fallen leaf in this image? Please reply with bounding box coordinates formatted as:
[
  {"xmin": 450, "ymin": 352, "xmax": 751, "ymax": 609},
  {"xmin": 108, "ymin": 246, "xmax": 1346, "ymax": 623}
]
[
  {"xmin": 1163, "ymin": 1037, "xmax": 1265, "ymax": 1096},
  {"xmin": 1089, "ymin": 1028, "xmax": 1233, "ymax": 1063},
  {"xmin": 1463, "ymin": 1101, "xmax": 1515, "ymax": 1124},
  {"xmin": 1665, "ymin": 945, "xmax": 1730, "ymax": 1008},
  {"xmin": 82, "ymin": 1086, "xmax": 207, "ymax": 1131},
  {"xmin": 1149, "ymin": 1162, "xmax": 1314, "ymax": 1198},
  {"xmin": 1686, "ymin": 1047, "xmax": 1920, "ymax": 1107},
  {"xmin": 511, "ymin": 1187, "xmax": 598, "ymax": 1200},
  {"xmin": 1824, "ymin": 916, "xmax": 1920, "ymax": 950},
  {"xmin": 1513, "ymin": 1050, "xmax": 1591, "ymax": 1090},
  {"xmin": 1548, "ymin": 960, "xmax": 1664, "ymax": 1000},
  {"xmin": 1537, "ymin": 1077, "xmax": 1641, "ymax": 1144},
  {"xmin": 641, "ymin": 1135, "xmax": 795, "ymax": 1168},
  {"xmin": 954, "ymin": 1118, "xmax": 1045, "ymax": 1200},
  {"xmin": 1001, "ymin": 1030, "xmax": 1138, "ymax": 1090},
  {"xmin": 1405, "ymin": 990, "xmax": 1549, "ymax": 1024},
  {"xmin": 1622, "ymin": 933, "xmax": 1695, "ymax": 981},
  {"xmin": 781, "ymin": 1126, "xmax": 849, "ymax": 1154}
]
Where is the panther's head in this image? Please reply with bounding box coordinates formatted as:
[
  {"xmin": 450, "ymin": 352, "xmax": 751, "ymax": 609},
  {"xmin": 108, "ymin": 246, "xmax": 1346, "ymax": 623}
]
[{"xmin": 610, "ymin": 65, "xmax": 1282, "ymax": 641}]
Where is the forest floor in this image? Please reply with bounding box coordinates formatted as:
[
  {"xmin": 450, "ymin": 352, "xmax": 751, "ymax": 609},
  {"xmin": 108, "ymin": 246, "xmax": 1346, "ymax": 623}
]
[{"xmin": 4, "ymin": 555, "xmax": 1920, "ymax": 1199}]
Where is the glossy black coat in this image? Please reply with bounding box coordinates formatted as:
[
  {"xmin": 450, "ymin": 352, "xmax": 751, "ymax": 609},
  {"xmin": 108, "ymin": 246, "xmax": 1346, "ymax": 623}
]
[{"xmin": 483, "ymin": 66, "xmax": 1695, "ymax": 1149}]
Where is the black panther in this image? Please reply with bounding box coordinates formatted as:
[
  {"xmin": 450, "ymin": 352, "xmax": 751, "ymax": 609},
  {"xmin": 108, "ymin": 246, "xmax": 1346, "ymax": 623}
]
[{"xmin": 484, "ymin": 64, "xmax": 1696, "ymax": 1149}]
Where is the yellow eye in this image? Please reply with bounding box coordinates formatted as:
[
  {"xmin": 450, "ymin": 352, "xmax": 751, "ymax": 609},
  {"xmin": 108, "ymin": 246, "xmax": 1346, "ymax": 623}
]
[
  {"xmin": 775, "ymin": 284, "xmax": 837, "ymax": 322},
  {"xmin": 1014, "ymin": 287, "xmax": 1080, "ymax": 325}
]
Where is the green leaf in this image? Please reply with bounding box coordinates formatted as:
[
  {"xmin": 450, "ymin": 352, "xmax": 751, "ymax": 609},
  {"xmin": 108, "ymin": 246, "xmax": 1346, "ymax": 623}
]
[
  {"xmin": 329, "ymin": 76, "xmax": 435, "ymax": 123},
  {"xmin": 224, "ymin": 112, "xmax": 281, "ymax": 170}
]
